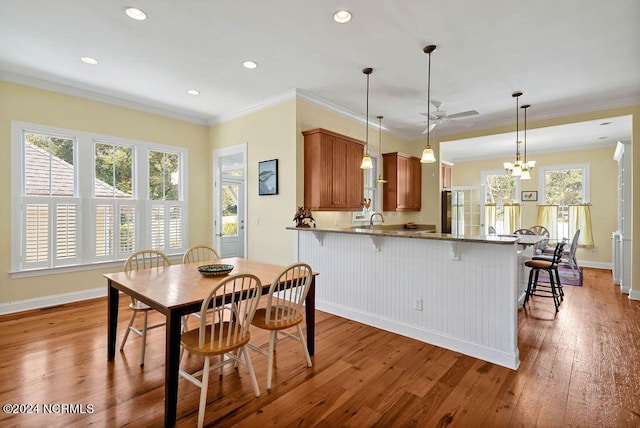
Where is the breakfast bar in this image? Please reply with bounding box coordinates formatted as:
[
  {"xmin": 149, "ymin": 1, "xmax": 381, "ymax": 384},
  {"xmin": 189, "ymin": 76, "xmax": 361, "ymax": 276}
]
[{"xmin": 289, "ymin": 226, "xmax": 524, "ymax": 369}]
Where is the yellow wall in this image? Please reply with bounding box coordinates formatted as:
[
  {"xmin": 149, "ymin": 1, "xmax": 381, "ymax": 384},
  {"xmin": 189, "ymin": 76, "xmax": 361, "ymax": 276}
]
[
  {"xmin": 451, "ymin": 146, "xmax": 617, "ymax": 266},
  {"xmin": 209, "ymin": 100, "xmax": 297, "ymax": 265},
  {"xmin": 0, "ymin": 81, "xmax": 210, "ymax": 304}
]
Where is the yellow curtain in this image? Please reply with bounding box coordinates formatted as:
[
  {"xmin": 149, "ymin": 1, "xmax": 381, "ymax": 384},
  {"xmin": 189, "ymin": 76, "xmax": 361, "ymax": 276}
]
[
  {"xmin": 485, "ymin": 204, "xmax": 496, "ymax": 234},
  {"xmin": 504, "ymin": 204, "xmax": 521, "ymax": 233},
  {"xmin": 569, "ymin": 204, "xmax": 594, "ymax": 248},
  {"xmin": 537, "ymin": 205, "xmax": 558, "ymax": 239}
]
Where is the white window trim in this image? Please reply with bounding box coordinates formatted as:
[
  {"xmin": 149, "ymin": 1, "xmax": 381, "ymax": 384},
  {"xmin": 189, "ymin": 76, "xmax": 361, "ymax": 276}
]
[
  {"xmin": 11, "ymin": 121, "xmax": 189, "ymax": 276},
  {"xmin": 537, "ymin": 163, "xmax": 590, "ymax": 204}
]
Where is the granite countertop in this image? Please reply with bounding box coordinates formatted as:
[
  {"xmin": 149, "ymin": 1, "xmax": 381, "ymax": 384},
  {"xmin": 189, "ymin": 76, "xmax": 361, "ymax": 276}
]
[{"xmin": 286, "ymin": 225, "xmax": 519, "ymax": 245}]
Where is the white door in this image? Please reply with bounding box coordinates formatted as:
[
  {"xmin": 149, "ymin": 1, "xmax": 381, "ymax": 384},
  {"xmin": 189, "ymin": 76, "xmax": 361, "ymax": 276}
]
[
  {"xmin": 451, "ymin": 185, "xmax": 485, "ymax": 236},
  {"xmin": 213, "ymin": 144, "xmax": 247, "ymax": 258}
]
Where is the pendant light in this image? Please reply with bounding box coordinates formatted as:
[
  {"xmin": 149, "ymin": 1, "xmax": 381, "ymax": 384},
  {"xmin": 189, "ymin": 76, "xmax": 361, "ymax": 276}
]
[
  {"xmin": 420, "ymin": 45, "xmax": 437, "ymax": 163},
  {"xmin": 519, "ymin": 103, "xmax": 536, "ymax": 180},
  {"xmin": 360, "ymin": 67, "xmax": 374, "ymax": 169},
  {"xmin": 503, "ymin": 92, "xmax": 523, "ymax": 176},
  {"xmin": 375, "ymin": 115, "xmax": 387, "ymax": 183}
]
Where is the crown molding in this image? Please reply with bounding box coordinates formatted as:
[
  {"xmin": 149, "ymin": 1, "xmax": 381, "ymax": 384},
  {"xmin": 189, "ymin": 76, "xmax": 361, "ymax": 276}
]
[
  {"xmin": 294, "ymin": 89, "xmax": 412, "ymax": 139},
  {"xmin": 208, "ymin": 89, "xmax": 298, "ymax": 126},
  {"xmin": 0, "ymin": 69, "xmax": 210, "ymax": 126}
]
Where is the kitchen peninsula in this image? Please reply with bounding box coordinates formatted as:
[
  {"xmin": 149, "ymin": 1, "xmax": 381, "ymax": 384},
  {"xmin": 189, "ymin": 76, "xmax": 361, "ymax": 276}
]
[{"xmin": 289, "ymin": 226, "xmax": 524, "ymax": 369}]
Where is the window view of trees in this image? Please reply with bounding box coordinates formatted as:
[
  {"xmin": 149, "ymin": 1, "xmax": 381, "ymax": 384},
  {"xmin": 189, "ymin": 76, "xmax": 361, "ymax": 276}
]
[
  {"xmin": 222, "ymin": 184, "xmax": 238, "ymax": 236},
  {"xmin": 542, "ymin": 167, "xmax": 586, "ymax": 238},
  {"xmin": 94, "ymin": 143, "xmax": 133, "ymax": 198},
  {"xmin": 149, "ymin": 151, "xmax": 179, "ymax": 200},
  {"xmin": 484, "ymin": 173, "xmax": 517, "ymax": 234}
]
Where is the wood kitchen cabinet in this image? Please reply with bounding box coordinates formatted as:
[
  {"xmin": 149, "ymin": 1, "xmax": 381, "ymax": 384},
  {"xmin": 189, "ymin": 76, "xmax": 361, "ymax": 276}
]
[
  {"xmin": 442, "ymin": 162, "xmax": 452, "ymax": 189},
  {"xmin": 382, "ymin": 152, "xmax": 421, "ymax": 211},
  {"xmin": 303, "ymin": 128, "xmax": 364, "ymax": 211}
]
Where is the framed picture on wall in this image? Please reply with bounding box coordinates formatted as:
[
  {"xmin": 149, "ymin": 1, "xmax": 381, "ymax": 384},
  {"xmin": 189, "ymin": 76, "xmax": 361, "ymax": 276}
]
[
  {"xmin": 258, "ymin": 159, "xmax": 278, "ymax": 195},
  {"xmin": 521, "ymin": 190, "xmax": 538, "ymax": 202}
]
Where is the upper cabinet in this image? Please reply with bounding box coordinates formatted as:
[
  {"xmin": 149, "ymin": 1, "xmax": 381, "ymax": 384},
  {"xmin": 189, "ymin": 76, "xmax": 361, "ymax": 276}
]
[
  {"xmin": 442, "ymin": 161, "xmax": 453, "ymax": 189},
  {"xmin": 382, "ymin": 152, "xmax": 421, "ymax": 212},
  {"xmin": 303, "ymin": 128, "xmax": 364, "ymax": 211}
]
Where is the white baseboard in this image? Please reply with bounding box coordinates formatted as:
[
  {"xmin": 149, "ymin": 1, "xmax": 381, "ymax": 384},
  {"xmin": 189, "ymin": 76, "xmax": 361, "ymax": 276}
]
[
  {"xmin": 578, "ymin": 261, "xmax": 611, "ymax": 270},
  {"xmin": 629, "ymin": 289, "xmax": 640, "ymax": 301},
  {"xmin": 0, "ymin": 287, "xmax": 107, "ymax": 315}
]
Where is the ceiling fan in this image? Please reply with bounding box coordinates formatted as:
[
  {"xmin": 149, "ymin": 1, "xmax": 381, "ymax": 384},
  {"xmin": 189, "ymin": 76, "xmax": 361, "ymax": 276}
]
[{"xmin": 421, "ymin": 100, "xmax": 479, "ymax": 134}]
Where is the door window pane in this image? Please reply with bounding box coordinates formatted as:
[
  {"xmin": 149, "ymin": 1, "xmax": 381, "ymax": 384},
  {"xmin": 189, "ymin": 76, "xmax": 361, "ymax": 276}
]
[{"xmin": 222, "ymin": 184, "xmax": 238, "ymax": 237}]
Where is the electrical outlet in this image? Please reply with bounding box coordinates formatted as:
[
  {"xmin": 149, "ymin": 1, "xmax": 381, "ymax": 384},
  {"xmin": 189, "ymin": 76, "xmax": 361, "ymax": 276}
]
[
  {"xmin": 413, "ymin": 298, "xmax": 423, "ymax": 311},
  {"xmin": 251, "ymin": 217, "xmax": 260, "ymax": 225}
]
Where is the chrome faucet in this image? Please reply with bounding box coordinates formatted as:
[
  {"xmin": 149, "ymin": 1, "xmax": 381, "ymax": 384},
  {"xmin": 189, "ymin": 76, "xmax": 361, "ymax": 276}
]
[{"xmin": 369, "ymin": 212, "xmax": 385, "ymax": 229}]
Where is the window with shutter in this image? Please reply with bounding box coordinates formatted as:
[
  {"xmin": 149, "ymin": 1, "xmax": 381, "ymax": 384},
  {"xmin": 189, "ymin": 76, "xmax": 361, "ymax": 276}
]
[{"xmin": 12, "ymin": 122, "xmax": 188, "ymax": 274}]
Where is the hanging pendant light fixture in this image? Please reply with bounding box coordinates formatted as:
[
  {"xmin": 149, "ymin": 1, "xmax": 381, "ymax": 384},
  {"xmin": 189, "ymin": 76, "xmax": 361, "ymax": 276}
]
[
  {"xmin": 519, "ymin": 103, "xmax": 535, "ymax": 180},
  {"xmin": 375, "ymin": 115, "xmax": 387, "ymax": 183},
  {"xmin": 420, "ymin": 45, "xmax": 437, "ymax": 163},
  {"xmin": 360, "ymin": 67, "xmax": 374, "ymax": 169},
  {"xmin": 503, "ymin": 92, "xmax": 524, "ymax": 176}
]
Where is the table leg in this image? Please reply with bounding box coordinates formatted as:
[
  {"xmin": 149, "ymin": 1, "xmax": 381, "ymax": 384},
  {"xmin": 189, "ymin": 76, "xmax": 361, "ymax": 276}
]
[
  {"xmin": 165, "ymin": 311, "xmax": 182, "ymax": 427},
  {"xmin": 305, "ymin": 276, "xmax": 316, "ymax": 356},
  {"xmin": 107, "ymin": 281, "xmax": 119, "ymax": 360}
]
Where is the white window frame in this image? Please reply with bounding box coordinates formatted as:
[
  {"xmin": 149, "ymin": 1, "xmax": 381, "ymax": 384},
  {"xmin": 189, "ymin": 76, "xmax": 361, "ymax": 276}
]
[
  {"xmin": 11, "ymin": 121, "xmax": 188, "ymax": 276},
  {"xmin": 538, "ymin": 163, "xmax": 590, "ymax": 204}
]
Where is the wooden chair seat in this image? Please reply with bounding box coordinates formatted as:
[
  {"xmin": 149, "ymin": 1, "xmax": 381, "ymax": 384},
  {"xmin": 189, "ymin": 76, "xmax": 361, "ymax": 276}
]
[
  {"xmin": 524, "ymin": 259, "xmax": 555, "ymax": 269},
  {"xmin": 128, "ymin": 301, "xmax": 152, "ymax": 311},
  {"xmin": 251, "ymin": 307, "xmax": 303, "ymax": 330},
  {"xmin": 181, "ymin": 323, "xmax": 250, "ymax": 356}
]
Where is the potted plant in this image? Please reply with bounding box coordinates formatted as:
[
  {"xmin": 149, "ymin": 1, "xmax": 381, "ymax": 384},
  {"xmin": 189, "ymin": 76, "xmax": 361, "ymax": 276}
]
[{"xmin": 293, "ymin": 207, "xmax": 315, "ymax": 228}]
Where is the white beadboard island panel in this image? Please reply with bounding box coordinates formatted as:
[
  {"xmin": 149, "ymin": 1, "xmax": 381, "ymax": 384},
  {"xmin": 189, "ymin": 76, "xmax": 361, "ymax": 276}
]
[{"xmin": 291, "ymin": 227, "xmax": 521, "ymax": 370}]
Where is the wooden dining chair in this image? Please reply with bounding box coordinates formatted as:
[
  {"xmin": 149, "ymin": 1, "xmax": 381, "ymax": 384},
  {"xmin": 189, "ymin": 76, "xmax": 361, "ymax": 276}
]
[
  {"xmin": 182, "ymin": 244, "xmax": 220, "ymax": 264},
  {"xmin": 247, "ymin": 262, "xmax": 314, "ymax": 390},
  {"xmin": 120, "ymin": 249, "xmax": 171, "ymax": 367},
  {"xmin": 179, "ymin": 274, "xmax": 262, "ymax": 428},
  {"xmin": 529, "ymin": 225, "xmax": 550, "ymax": 255}
]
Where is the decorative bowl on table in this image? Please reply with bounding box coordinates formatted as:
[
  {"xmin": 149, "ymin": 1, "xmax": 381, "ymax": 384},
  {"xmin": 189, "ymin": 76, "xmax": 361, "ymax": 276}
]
[{"xmin": 197, "ymin": 264, "xmax": 234, "ymax": 277}]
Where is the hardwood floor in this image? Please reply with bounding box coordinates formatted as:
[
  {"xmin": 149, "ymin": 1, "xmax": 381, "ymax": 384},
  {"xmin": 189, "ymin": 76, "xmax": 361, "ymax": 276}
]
[{"xmin": 1, "ymin": 268, "xmax": 639, "ymax": 427}]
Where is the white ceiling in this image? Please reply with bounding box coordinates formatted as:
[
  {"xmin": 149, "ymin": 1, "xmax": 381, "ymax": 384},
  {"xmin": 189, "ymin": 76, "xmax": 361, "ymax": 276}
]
[
  {"xmin": 441, "ymin": 115, "xmax": 632, "ymax": 163},
  {"xmin": 1, "ymin": 0, "xmax": 638, "ymax": 148}
]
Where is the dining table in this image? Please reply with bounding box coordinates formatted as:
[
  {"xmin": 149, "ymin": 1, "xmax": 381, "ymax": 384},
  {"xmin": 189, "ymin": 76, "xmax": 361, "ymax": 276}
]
[{"xmin": 105, "ymin": 257, "xmax": 317, "ymax": 427}]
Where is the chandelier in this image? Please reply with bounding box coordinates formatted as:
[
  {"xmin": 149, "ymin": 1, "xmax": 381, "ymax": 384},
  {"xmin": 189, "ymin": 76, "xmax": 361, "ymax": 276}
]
[{"xmin": 503, "ymin": 92, "xmax": 535, "ymax": 177}]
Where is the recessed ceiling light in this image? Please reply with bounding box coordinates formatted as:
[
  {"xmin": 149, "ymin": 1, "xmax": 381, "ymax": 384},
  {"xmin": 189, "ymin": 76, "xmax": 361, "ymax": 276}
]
[
  {"xmin": 333, "ymin": 10, "xmax": 352, "ymax": 23},
  {"xmin": 80, "ymin": 56, "xmax": 98, "ymax": 65},
  {"xmin": 242, "ymin": 60, "xmax": 258, "ymax": 69},
  {"xmin": 600, "ymin": 121, "xmax": 612, "ymax": 126},
  {"xmin": 186, "ymin": 89, "xmax": 200, "ymax": 95},
  {"xmin": 125, "ymin": 7, "xmax": 147, "ymax": 20}
]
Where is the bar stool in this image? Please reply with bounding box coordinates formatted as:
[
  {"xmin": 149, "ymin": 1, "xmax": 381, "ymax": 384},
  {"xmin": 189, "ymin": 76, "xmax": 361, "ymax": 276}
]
[{"xmin": 523, "ymin": 241, "xmax": 566, "ymax": 313}]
